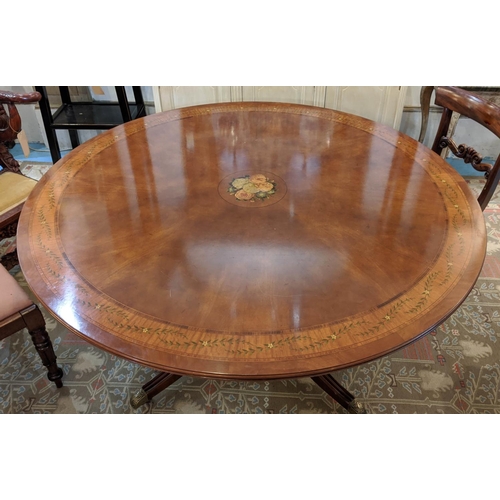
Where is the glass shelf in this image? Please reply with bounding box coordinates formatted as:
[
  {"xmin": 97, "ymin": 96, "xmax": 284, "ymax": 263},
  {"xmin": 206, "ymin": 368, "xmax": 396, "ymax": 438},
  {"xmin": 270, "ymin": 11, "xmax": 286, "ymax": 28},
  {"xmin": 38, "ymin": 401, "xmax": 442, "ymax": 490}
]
[{"xmin": 51, "ymin": 102, "xmax": 146, "ymax": 129}]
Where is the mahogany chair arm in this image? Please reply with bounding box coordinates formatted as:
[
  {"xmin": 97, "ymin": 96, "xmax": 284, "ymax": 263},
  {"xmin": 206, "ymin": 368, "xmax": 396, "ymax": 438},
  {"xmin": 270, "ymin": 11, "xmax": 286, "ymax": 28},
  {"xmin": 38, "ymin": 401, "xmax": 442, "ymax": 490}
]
[
  {"xmin": 434, "ymin": 86, "xmax": 500, "ymax": 139},
  {"xmin": 0, "ymin": 90, "xmax": 41, "ymax": 104},
  {"xmin": 0, "ymin": 90, "xmax": 41, "ymax": 145},
  {"xmin": 431, "ymin": 86, "xmax": 500, "ymax": 211}
]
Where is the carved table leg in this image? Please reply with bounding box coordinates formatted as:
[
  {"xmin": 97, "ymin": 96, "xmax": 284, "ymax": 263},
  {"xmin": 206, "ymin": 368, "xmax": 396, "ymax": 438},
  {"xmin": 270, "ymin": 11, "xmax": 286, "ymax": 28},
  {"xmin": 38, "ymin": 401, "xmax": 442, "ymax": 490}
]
[
  {"xmin": 130, "ymin": 372, "xmax": 182, "ymax": 409},
  {"xmin": 312, "ymin": 374, "xmax": 367, "ymax": 414},
  {"xmin": 28, "ymin": 326, "xmax": 64, "ymax": 388}
]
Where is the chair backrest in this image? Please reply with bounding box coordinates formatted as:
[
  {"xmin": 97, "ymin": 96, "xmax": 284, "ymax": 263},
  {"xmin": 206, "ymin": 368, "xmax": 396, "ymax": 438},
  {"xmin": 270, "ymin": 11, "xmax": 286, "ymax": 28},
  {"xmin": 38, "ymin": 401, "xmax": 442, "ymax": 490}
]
[
  {"xmin": 431, "ymin": 86, "xmax": 500, "ymax": 211},
  {"xmin": 0, "ymin": 90, "xmax": 42, "ymax": 174}
]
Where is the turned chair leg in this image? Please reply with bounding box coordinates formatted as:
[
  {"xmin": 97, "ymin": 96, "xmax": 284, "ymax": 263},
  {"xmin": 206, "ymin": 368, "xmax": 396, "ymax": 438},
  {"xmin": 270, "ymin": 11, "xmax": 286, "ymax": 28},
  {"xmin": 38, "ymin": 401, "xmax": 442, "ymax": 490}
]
[
  {"xmin": 21, "ymin": 305, "xmax": 63, "ymax": 388},
  {"xmin": 28, "ymin": 326, "xmax": 64, "ymax": 388}
]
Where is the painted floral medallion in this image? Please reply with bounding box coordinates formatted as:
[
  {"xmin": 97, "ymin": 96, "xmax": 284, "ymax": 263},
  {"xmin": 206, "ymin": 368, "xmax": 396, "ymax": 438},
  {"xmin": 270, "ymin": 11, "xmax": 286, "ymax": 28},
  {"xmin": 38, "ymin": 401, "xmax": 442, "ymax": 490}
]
[
  {"xmin": 228, "ymin": 174, "xmax": 277, "ymax": 202},
  {"xmin": 218, "ymin": 171, "xmax": 287, "ymax": 207}
]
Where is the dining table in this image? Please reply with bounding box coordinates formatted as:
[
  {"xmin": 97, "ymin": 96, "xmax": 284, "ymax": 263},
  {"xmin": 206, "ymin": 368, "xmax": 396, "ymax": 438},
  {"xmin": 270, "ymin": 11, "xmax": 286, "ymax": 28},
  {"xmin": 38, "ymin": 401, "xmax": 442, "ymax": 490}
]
[{"xmin": 17, "ymin": 101, "xmax": 486, "ymax": 413}]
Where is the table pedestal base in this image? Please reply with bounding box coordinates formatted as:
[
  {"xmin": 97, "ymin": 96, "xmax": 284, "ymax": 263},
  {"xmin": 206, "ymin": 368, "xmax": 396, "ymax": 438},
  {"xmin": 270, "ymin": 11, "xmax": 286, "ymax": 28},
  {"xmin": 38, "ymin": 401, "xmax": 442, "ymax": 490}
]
[{"xmin": 130, "ymin": 371, "xmax": 367, "ymax": 413}]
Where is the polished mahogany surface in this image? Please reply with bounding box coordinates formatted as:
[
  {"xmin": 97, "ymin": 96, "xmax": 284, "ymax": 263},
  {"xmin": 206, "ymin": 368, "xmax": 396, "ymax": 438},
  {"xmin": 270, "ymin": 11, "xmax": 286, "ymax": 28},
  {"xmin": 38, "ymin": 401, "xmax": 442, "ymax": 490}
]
[{"xmin": 17, "ymin": 102, "xmax": 486, "ymax": 379}]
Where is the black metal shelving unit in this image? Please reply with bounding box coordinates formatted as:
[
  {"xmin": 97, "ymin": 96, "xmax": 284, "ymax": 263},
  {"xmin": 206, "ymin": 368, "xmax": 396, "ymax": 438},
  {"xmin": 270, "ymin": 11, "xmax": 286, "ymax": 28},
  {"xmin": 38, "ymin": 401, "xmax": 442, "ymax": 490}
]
[{"xmin": 35, "ymin": 86, "xmax": 147, "ymax": 163}]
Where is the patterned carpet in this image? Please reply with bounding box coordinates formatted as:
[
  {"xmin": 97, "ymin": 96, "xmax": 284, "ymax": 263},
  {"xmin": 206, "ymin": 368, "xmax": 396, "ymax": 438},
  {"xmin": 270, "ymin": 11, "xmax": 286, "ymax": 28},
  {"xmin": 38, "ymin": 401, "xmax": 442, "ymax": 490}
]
[{"xmin": 1, "ymin": 162, "xmax": 499, "ymax": 414}]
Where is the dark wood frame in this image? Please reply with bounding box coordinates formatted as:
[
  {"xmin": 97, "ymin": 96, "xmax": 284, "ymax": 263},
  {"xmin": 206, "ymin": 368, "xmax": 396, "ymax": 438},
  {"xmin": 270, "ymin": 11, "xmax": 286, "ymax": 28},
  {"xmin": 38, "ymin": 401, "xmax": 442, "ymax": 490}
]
[{"xmin": 431, "ymin": 86, "xmax": 500, "ymax": 211}]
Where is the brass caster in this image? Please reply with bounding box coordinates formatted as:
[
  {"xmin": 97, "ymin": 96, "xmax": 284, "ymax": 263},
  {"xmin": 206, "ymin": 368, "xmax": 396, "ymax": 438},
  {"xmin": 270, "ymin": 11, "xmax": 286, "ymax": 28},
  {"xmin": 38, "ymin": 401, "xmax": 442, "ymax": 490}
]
[
  {"xmin": 346, "ymin": 400, "xmax": 368, "ymax": 414},
  {"xmin": 130, "ymin": 388, "xmax": 149, "ymax": 409}
]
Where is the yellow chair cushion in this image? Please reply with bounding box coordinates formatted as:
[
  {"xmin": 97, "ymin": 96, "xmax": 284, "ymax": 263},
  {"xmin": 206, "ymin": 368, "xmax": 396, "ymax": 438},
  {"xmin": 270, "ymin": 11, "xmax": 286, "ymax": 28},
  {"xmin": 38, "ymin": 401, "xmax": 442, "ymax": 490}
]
[{"xmin": 0, "ymin": 171, "xmax": 37, "ymax": 217}]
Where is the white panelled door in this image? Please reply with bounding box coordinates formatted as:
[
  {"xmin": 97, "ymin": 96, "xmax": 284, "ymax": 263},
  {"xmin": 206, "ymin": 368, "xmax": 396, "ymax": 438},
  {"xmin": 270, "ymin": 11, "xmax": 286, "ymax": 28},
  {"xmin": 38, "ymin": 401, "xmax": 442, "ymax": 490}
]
[
  {"xmin": 153, "ymin": 86, "xmax": 407, "ymax": 130},
  {"xmin": 325, "ymin": 86, "xmax": 407, "ymax": 129},
  {"xmin": 241, "ymin": 86, "xmax": 316, "ymax": 105},
  {"xmin": 153, "ymin": 86, "xmax": 232, "ymax": 111}
]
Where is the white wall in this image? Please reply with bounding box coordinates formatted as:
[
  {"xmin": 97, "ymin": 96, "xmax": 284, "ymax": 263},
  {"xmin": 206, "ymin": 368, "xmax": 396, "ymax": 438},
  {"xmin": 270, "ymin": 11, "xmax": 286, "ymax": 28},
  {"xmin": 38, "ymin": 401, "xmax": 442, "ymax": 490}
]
[
  {"xmin": 89, "ymin": 86, "xmax": 155, "ymax": 103},
  {"xmin": 153, "ymin": 86, "xmax": 407, "ymax": 129}
]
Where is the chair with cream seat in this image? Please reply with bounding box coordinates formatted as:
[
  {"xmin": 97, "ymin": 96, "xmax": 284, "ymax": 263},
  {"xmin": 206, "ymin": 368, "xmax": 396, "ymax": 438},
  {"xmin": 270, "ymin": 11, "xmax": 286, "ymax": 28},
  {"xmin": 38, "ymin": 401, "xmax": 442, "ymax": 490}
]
[{"xmin": 0, "ymin": 90, "xmax": 41, "ymax": 269}]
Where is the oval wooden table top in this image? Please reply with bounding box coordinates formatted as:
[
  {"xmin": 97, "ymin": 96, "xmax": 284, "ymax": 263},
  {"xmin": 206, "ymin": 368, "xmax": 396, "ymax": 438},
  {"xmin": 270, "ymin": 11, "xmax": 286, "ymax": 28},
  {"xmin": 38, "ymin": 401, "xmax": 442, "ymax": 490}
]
[{"xmin": 17, "ymin": 102, "xmax": 486, "ymax": 380}]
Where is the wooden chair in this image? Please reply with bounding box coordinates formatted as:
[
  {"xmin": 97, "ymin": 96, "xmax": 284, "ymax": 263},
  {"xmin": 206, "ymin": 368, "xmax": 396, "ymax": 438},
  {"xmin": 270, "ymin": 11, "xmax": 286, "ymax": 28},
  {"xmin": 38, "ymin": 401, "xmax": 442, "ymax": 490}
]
[
  {"xmin": 0, "ymin": 263, "xmax": 63, "ymax": 387},
  {"xmin": 431, "ymin": 86, "xmax": 500, "ymax": 211},
  {"xmin": 0, "ymin": 90, "xmax": 42, "ymax": 269}
]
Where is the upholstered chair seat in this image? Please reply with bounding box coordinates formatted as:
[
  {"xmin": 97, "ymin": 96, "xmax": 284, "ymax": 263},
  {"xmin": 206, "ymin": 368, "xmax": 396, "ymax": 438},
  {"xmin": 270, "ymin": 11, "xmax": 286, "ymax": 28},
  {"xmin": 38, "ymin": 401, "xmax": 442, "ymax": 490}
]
[{"xmin": 0, "ymin": 171, "xmax": 37, "ymax": 218}]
